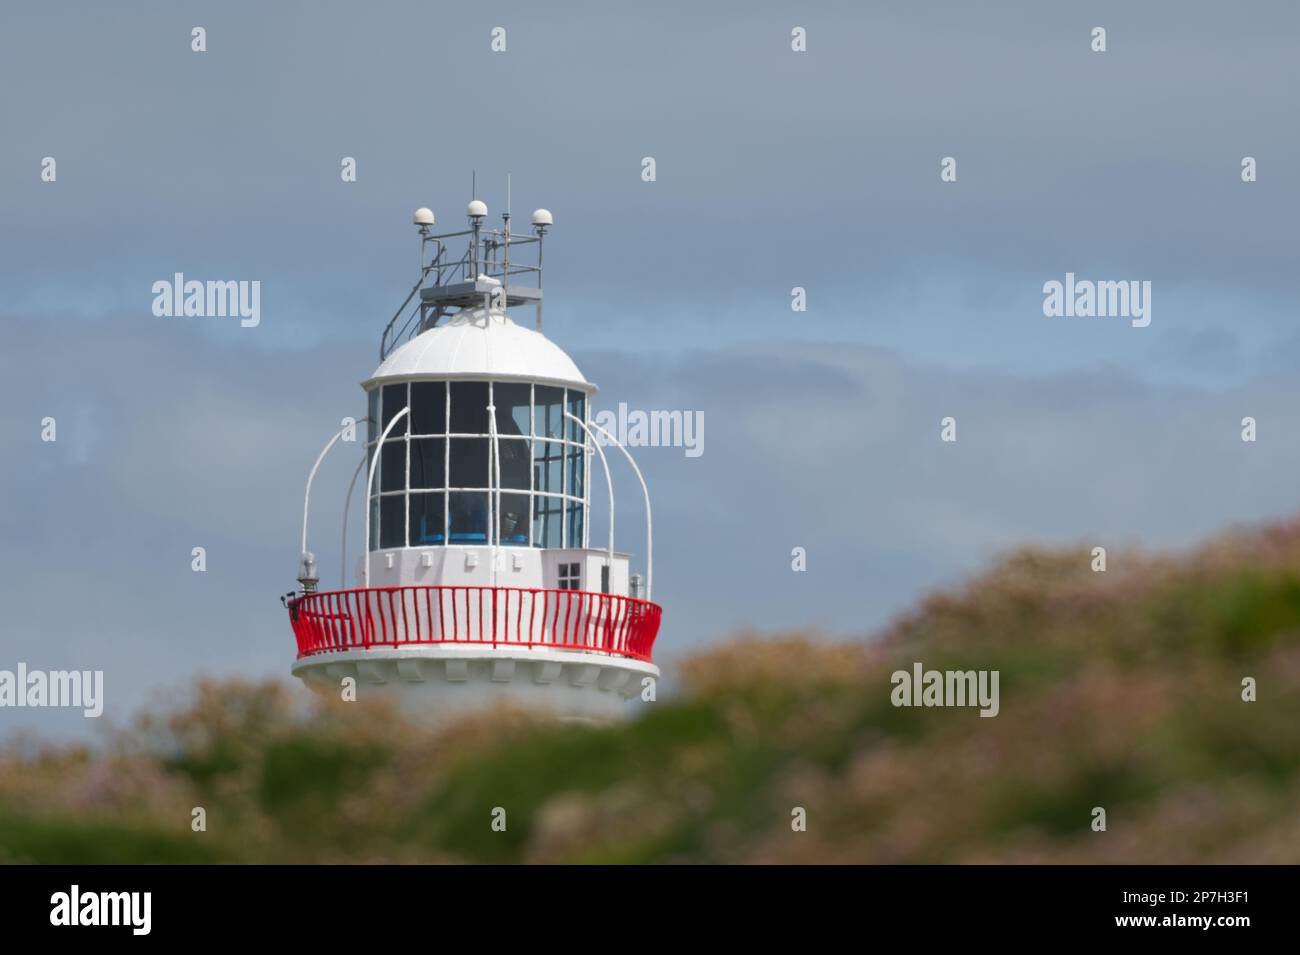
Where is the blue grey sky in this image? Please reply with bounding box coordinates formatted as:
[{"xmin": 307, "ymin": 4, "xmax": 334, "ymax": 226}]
[{"xmin": 3, "ymin": 0, "xmax": 1299, "ymax": 737}]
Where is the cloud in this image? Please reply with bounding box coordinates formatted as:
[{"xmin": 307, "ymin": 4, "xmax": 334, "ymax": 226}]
[{"xmin": 2, "ymin": 1, "xmax": 1298, "ymax": 363}]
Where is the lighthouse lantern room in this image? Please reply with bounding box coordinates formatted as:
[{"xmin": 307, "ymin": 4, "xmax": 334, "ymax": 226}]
[{"xmin": 284, "ymin": 193, "xmax": 661, "ymax": 722}]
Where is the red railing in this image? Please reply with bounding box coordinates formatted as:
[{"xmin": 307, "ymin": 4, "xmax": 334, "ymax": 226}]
[{"xmin": 287, "ymin": 585, "xmax": 661, "ymax": 663}]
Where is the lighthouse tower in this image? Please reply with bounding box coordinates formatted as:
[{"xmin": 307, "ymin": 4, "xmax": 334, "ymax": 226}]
[{"xmin": 284, "ymin": 195, "xmax": 661, "ymax": 722}]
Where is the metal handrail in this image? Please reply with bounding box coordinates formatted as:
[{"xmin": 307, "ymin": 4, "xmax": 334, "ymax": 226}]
[
  {"xmin": 287, "ymin": 584, "xmax": 662, "ymax": 663},
  {"xmin": 379, "ymin": 281, "xmax": 425, "ymax": 361}
]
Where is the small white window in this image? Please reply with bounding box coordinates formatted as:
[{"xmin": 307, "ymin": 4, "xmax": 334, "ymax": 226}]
[{"xmin": 558, "ymin": 562, "xmax": 581, "ymax": 591}]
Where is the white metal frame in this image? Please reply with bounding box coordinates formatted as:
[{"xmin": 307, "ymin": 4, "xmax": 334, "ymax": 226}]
[
  {"xmin": 301, "ymin": 422, "xmax": 356, "ymax": 558},
  {"xmin": 339, "ymin": 453, "xmax": 367, "ymax": 588},
  {"xmin": 363, "ymin": 405, "xmax": 409, "ymax": 588},
  {"xmin": 565, "ymin": 411, "xmax": 614, "ymax": 572},
  {"xmin": 586, "ymin": 419, "xmax": 653, "ymax": 600},
  {"xmin": 364, "ymin": 380, "xmax": 590, "ymax": 554}
]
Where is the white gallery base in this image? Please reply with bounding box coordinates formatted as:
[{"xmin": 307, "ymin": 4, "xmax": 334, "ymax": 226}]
[{"xmin": 291, "ymin": 645, "xmax": 659, "ymax": 724}]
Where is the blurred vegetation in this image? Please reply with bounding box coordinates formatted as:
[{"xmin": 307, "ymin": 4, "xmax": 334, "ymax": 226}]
[{"xmin": 4, "ymin": 519, "xmax": 1300, "ymax": 863}]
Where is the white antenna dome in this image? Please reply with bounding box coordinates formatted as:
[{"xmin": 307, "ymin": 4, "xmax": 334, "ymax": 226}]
[
  {"xmin": 467, "ymin": 199, "xmax": 488, "ymax": 219},
  {"xmin": 412, "ymin": 207, "xmax": 435, "ymax": 227},
  {"xmin": 531, "ymin": 208, "xmax": 553, "ymax": 227}
]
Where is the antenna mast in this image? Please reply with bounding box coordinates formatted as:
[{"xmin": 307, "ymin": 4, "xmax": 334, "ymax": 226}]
[
  {"xmin": 503, "ymin": 172, "xmax": 512, "ymax": 305},
  {"xmin": 381, "ymin": 182, "xmax": 552, "ymax": 358}
]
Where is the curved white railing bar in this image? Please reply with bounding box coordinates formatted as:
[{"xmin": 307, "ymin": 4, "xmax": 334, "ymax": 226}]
[
  {"xmin": 339, "ymin": 452, "xmax": 367, "ymax": 589},
  {"xmin": 362, "ymin": 406, "xmax": 409, "ymax": 588},
  {"xmin": 488, "ymin": 399, "xmax": 500, "ymax": 586},
  {"xmin": 565, "ymin": 411, "xmax": 614, "ymax": 569},
  {"xmin": 484, "ymin": 325, "xmax": 498, "ymax": 584},
  {"xmin": 302, "ymin": 422, "xmax": 358, "ymax": 557},
  {"xmin": 586, "ymin": 420, "xmax": 653, "ymax": 600}
]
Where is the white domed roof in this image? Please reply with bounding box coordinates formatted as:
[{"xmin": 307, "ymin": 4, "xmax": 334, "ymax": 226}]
[{"xmin": 364, "ymin": 308, "xmax": 594, "ymax": 392}]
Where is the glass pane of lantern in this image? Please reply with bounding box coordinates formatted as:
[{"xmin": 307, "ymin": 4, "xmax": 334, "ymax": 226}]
[
  {"xmin": 380, "ymin": 439, "xmax": 406, "ymax": 493},
  {"xmin": 409, "ymin": 438, "xmax": 445, "ymax": 490},
  {"xmin": 448, "ymin": 437, "xmax": 489, "ymax": 488},
  {"xmin": 535, "ymin": 385, "xmax": 563, "ymax": 439},
  {"xmin": 495, "ymin": 437, "xmax": 530, "ymax": 490},
  {"xmin": 408, "ymin": 492, "xmax": 445, "ymax": 546},
  {"xmin": 532, "ymin": 495, "xmax": 562, "ymax": 549},
  {"xmin": 498, "ymin": 493, "xmax": 530, "ymax": 545},
  {"xmin": 382, "ymin": 383, "xmax": 408, "ymax": 436},
  {"xmin": 566, "ymin": 445, "xmax": 584, "ymax": 499},
  {"xmin": 379, "ymin": 494, "xmax": 404, "ymax": 549},
  {"xmin": 494, "ymin": 382, "xmax": 531, "ymax": 437},
  {"xmin": 448, "ymin": 492, "xmax": 489, "ymax": 543},
  {"xmin": 449, "ymin": 381, "xmax": 489, "ymax": 434},
  {"xmin": 410, "ymin": 381, "xmax": 446, "ymax": 435},
  {"xmin": 566, "ymin": 390, "xmax": 586, "ymax": 442},
  {"xmin": 533, "ymin": 440, "xmax": 563, "ymax": 494},
  {"xmin": 566, "ymin": 500, "xmax": 584, "ymax": 550}
]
